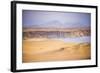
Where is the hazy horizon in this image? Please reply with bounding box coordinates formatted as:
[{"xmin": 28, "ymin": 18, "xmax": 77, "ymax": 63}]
[{"xmin": 22, "ymin": 10, "xmax": 91, "ymax": 28}]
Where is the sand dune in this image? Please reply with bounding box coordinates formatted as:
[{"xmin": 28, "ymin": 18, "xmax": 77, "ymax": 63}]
[{"xmin": 22, "ymin": 39, "xmax": 91, "ymax": 63}]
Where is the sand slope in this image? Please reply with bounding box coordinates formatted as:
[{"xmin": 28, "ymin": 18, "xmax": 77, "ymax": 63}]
[{"xmin": 22, "ymin": 39, "xmax": 91, "ymax": 63}]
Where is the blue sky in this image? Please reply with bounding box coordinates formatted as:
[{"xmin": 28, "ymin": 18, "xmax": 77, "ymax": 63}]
[{"xmin": 22, "ymin": 10, "xmax": 91, "ymax": 28}]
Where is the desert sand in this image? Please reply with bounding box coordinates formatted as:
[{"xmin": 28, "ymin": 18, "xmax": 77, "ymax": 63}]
[{"xmin": 22, "ymin": 39, "xmax": 91, "ymax": 63}]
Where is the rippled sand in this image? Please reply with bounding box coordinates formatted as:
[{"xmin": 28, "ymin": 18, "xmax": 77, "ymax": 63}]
[{"xmin": 22, "ymin": 39, "xmax": 91, "ymax": 63}]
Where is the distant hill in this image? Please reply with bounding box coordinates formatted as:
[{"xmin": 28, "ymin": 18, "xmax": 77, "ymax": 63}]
[{"xmin": 23, "ymin": 20, "xmax": 90, "ymax": 29}]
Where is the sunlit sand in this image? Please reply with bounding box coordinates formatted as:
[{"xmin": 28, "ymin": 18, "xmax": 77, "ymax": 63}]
[{"xmin": 22, "ymin": 38, "xmax": 90, "ymax": 63}]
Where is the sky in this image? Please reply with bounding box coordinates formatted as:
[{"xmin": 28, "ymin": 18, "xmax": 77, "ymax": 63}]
[{"xmin": 22, "ymin": 10, "xmax": 91, "ymax": 28}]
